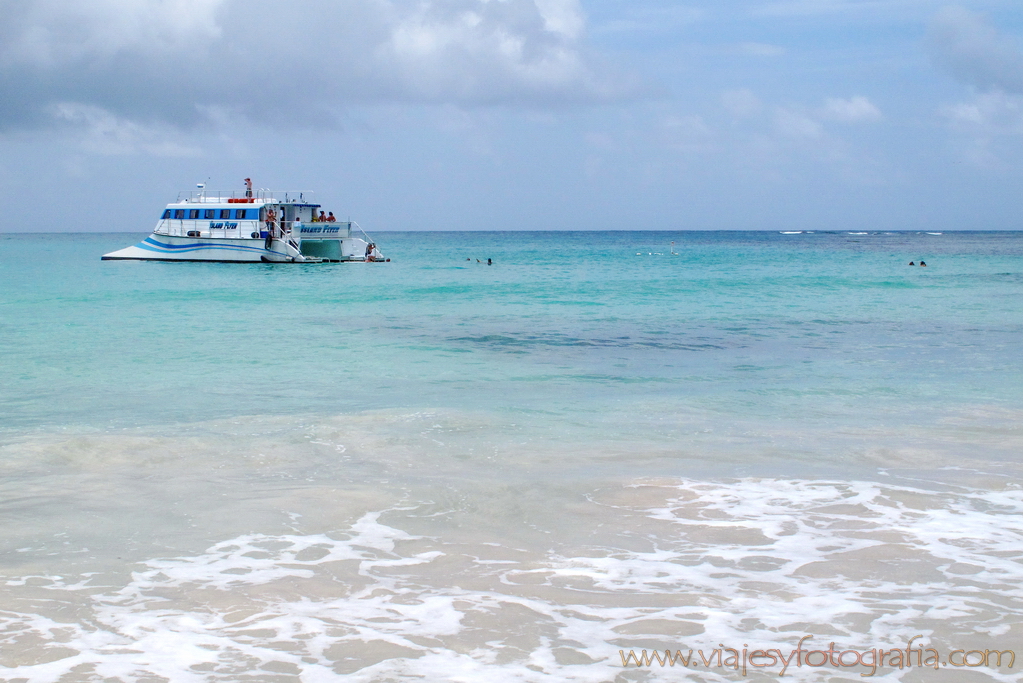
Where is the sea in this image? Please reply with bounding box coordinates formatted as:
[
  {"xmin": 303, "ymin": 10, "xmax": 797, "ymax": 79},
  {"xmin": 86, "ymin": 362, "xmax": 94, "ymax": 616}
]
[{"xmin": 1, "ymin": 230, "xmax": 1021, "ymax": 682}]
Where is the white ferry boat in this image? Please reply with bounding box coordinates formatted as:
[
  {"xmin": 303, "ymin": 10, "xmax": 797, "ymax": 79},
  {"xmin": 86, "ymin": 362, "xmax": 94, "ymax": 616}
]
[{"xmin": 103, "ymin": 180, "xmax": 386, "ymax": 263}]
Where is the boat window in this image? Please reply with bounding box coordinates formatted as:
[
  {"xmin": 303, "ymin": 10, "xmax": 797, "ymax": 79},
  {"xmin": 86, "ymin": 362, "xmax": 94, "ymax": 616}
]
[
  {"xmin": 219, "ymin": 209, "xmax": 230, "ymax": 219},
  {"xmin": 235, "ymin": 209, "xmax": 249, "ymax": 219},
  {"xmin": 161, "ymin": 210, "xmax": 171, "ymax": 219},
  {"xmin": 204, "ymin": 209, "xmax": 215, "ymax": 219},
  {"xmin": 189, "ymin": 209, "xmax": 200, "ymax": 219},
  {"xmin": 174, "ymin": 209, "xmax": 185, "ymax": 219}
]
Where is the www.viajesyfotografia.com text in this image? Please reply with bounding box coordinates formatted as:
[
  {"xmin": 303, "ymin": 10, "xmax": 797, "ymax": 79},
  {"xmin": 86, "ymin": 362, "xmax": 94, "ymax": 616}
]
[{"xmin": 620, "ymin": 635, "xmax": 1014, "ymax": 677}]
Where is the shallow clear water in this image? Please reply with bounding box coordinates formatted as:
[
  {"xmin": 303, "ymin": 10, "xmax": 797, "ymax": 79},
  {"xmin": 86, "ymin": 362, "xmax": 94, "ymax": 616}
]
[{"xmin": 1, "ymin": 231, "xmax": 1022, "ymax": 681}]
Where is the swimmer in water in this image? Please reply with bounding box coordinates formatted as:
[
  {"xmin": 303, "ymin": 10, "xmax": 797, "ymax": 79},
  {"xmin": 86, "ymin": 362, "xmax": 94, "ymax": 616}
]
[
  {"xmin": 909, "ymin": 261, "xmax": 915, "ymax": 266},
  {"xmin": 920, "ymin": 261, "xmax": 927, "ymax": 266}
]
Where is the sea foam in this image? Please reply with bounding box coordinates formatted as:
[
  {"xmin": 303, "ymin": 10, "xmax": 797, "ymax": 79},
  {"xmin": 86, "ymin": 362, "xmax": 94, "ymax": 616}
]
[{"xmin": 2, "ymin": 479, "xmax": 1022, "ymax": 682}]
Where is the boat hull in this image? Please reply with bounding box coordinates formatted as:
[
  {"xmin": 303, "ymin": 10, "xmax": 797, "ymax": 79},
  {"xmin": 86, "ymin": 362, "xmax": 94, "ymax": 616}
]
[{"xmin": 102, "ymin": 234, "xmax": 297, "ymax": 263}]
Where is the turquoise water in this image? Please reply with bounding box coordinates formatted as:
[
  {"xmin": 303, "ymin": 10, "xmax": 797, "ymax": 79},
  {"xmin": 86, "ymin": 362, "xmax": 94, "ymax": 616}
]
[
  {"xmin": 5, "ymin": 231, "xmax": 1022, "ymax": 428},
  {"xmin": 1, "ymin": 231, "xmax": 1022, "ymax": 681}
]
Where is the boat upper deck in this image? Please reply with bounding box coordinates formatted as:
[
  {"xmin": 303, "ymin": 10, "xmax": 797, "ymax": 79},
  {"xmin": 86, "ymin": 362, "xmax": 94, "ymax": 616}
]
[{"xmin": 173, "ymin": 189, "xmax": 317, "ymax": 205}]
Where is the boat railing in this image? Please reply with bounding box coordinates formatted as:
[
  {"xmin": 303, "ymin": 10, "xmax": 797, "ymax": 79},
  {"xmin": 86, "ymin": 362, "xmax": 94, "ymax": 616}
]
[{"xmin": 175, "ymin": 190, "xmax": 316, "ymax": 203}]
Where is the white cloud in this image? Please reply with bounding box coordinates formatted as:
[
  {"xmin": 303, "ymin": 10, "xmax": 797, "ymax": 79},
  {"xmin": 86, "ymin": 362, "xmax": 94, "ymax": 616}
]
[
  {"xmin": 938, "ymin": 91, "xmax": 1023, "ymax": 168},
  {"xmin": 927, "ymin": 6, "xmax": 1023, "ymax": 93},
  {"xmin": 661, "ymin": 114, "xmax": 714, "ymax": 153},
  {"xmin": 774, "ymin": 107, "xmax": 823, "ymax": 139},
  {"xmin": 942, "ymin": 91, "xmax": 1023, "ymax": 135},
  {"xmin": 722, "ymin": 89, "xmax": 763, "ymax": 119},
  {"xmin": 928, "ymin": 9, "xmax": 1023, "ymax": 167},
  {"xmin": 823, "ymin": 96, "xmax": 882, "ymax": 122},
  {"xmin": 0, "ymin": 0, "xmax": 632, "ymax": 137},
  {"xmin": 380, "ymin": 0, "xmax": 600, "ymax": 102},
  {"xmin": 534, "ymin": 0, "xmax": 584, "ymax": 39},
  {"xmin": 0, "ymin": 0, "xmax": 223, "ymax": 67}
]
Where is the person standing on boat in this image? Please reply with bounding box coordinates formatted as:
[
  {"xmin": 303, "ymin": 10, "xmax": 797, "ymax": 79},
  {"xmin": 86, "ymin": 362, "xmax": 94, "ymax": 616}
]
[
  {"xmin": 265, "ymin": 208, "xmax": 276, "ymax": 237},
  {"xmin": 244, "ymin": 177, "xmax": 252, "ymax": 199}
]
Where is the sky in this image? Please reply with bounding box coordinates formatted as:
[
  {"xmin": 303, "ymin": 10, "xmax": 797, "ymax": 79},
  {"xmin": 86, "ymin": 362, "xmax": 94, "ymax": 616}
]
[{"xmin": 1, "ymin": 0, "xmax": 1022, "ymax": 231}]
